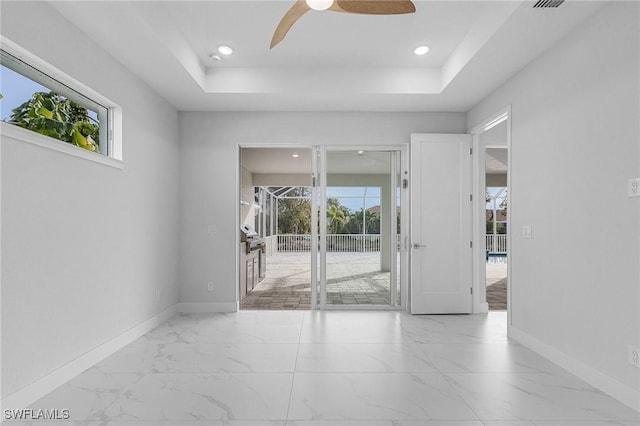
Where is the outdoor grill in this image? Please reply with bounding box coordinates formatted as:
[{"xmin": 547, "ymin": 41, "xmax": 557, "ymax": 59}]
[{"xmin": 240, "ymin": 224, "xmax": 266, "ymax": 254}]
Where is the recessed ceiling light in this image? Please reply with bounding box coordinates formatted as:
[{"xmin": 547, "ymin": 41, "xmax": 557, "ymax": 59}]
[
  {"xmin": 291, "ymin": 153, "xmax": 300, "ymax": 158},
  {"xmin": 218, "ymin": 45, "xmax": 234, "ymax": 56},
  {"xmin": 210, "ymin": 54, "xmax": 222, "ymax": 61},
  {"xmin": 414, "ymin": 45, "xmax": 430, "ymax": 56},
  {"xmin": 357, "ymin": 150, "xmax": 364, "ymax": 155}
]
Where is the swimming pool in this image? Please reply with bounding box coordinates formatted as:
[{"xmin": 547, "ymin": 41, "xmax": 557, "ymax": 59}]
[{"xmin": 487, "ymin": 253, "xmax": 508, "ymax": 264}]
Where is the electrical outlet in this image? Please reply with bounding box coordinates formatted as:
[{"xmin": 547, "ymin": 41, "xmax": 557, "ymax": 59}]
[
  {"xmin": 207, "ymin": 282, "xmax": 214, "ymax": 292},
  {"xmin": 522, "ymin": 225, "xmax": 532, "ymax": 238},
  {"xmin": 628, "ymin": 178, "xmax": 640, "ymax": 197},
  {"xmin": 629, "ymin": 345, "xmax": 640, "ymax": 368}
]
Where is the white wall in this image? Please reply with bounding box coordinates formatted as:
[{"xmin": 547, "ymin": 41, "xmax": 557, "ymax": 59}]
[
  {"xmin": 240, "ymin": 166, "xmax": 254, "ymax": 226},
  {"xmin": 1, "ymin": 3, "xmax": 180, "ymax": 399},
  {"xmin": 479, "ymin": 119, "xmax": 508, "ymax": 148},
  {"xmin": 178, "ymin": 112, "xmax": 466, "ymax": 304},
  {"xmin": 468, "ymin": 2, "xmax": 640, "ymax": 406}
]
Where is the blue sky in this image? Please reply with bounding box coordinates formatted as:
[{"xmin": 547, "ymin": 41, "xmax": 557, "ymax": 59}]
[
  {"xmin": 0, "ymin": 64, "xmax": 49, "ymax": 121},
  {"xmin": 1, "ymin": 63, "xmax": 99, "ymax": 123}
]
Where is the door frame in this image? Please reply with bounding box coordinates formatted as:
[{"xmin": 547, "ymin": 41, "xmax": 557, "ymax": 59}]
[
  {"xmin": 317, "ymin": 144, "xmax": 409, "ymax": 310},
  {"xmin": 469, "ymin": 105, "xmax": 512, "ymax": 319},
  {"xmin": 237, "ymin": 143, "xmax": 313, "ymax": 308},
  {"xmin": 237, "ymin": 143, "xmax": 409, "ymax": 311}
]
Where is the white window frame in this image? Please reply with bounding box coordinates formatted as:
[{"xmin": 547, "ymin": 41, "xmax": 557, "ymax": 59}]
[{"xmin": 0, "ymin": 37, "xmax": 123, "ymax": 169}]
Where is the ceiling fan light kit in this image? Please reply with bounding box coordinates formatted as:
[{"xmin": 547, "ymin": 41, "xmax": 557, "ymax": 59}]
[
  {"xmin": 270, "ymin": 0, "xmax": 417, "ymax": 49},
  {"xmin": 306, "ymin": 0, "xmax": 333, "ymax": 11}
]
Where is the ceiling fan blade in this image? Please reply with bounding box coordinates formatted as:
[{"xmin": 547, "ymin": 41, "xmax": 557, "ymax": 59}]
[
  {"xmin": 334, "ymin": 0, "xmax": 416, "ymax": 15},
  {"xmin": 270, "ymin": 0, "xmax": 311, "ymax": 49}
]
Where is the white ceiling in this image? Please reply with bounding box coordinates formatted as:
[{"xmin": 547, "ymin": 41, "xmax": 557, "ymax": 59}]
[
  {"xmin": 486, "ymin": 147, "xmax": 508, "ymax": 174},
  {"xmin": 242, "ymin": 147, "xmax": 312, "ymax": 174},
  {"xmin": 48, "ymin": 0, "xmax": 604, "ymax": 112},
  {"xmin": 242, "ymin": 147, "xmax": 395, "ymax": 174},
  {"xmin": 243, "ymin": 145, "xmax": 504, "ymax": 175},
  {"xmin": 161, "ymin": 1, "xmax": 489, "ymax": 69}
]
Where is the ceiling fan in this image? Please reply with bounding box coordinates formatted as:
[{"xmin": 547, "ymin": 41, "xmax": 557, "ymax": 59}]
[{"xmin": 270, "ymin": 0, "xmax": 417, "ymax": 49}]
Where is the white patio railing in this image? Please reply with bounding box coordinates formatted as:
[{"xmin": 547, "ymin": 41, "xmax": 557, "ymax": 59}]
[
  {"xmin": 486, "ymin": 234, "xmax": 507, "ymax": 253},
  {"xmin": 274, "ymin": 234, "xmax": 381, "ymax": 253},
  {"xmin": 265, "ymin": 234, "xmax": 507, "ymax": 255}
]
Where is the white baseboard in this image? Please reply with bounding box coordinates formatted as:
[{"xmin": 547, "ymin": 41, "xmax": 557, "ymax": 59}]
[
  {"xmin": 0, "ymin": 301, "xmax": 237, "ymax": 417},
  {"xmin": 508, "ymin": 324, "xmax": 640, "ymax": 413},
  {"xmin": 0, "ymin": 305, "xmax": 177, "ymax": 413},
  {"xmin": 176, "ymin": 302, "xmax": 238, "ymax": 313}
]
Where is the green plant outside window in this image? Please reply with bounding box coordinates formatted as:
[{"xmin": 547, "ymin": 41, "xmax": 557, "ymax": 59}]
[
  {"xmin": 7, "ymin": 90, "xmax": 100, "ymax": 152},
  {"xmin": 1, "ymin": 52, "xmax": 105, "ymax": 154}
]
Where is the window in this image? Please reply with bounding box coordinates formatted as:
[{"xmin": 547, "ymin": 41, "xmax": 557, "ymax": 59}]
[
  {"xmin": 0, "ymin": 38, "xmax": 122, "ymax": 165},
  {"xmin": 486, "ymin": 186, "xmax": 508, "ymax": 235}
]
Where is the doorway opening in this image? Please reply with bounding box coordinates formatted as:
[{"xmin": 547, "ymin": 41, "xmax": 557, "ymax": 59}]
[
  {"xmin": 238, "ymin": 146, "xmax": 406, "ymax": 310},
  {"xmin": 485, "ymin": 165, "xmax": 508, "ymax": 310},
  {"xmin": 239, "ymin": 147, "xmax": 313, "ymax": 310},
  {"xmin": 321, "ymin": 149, "xmax": 403, "ymax": 308},
  {"xmin": 471, "ymin": 108, "xmax": 510, "ymax": 315}
]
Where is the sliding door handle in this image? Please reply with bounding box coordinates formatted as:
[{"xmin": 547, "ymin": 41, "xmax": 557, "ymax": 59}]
[{"xmin": 412, "ymin": 243, "xmax": 426, "ymax": 249}]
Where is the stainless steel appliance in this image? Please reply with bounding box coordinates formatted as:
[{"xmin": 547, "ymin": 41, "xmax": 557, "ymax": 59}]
[
  {"xmin": 240, "ymin": 224, "xmax": 266, "ymax": 253},
  {"xmin": 240, "ymin": 224, "xmax": 266, "ymax": 297}
]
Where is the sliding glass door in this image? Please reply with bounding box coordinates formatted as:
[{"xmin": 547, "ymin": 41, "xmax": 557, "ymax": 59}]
[{"xmin": 312, "ymin": 147, "xmax": 404, "ymax": 309}]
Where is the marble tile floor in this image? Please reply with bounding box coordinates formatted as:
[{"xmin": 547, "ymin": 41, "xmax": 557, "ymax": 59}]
[{"xmin": 11, "ymin": 311, "xmax": 639, "ymax": 426}]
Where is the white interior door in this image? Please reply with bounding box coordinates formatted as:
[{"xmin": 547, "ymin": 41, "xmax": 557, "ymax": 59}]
[{"xmin": 410, "ymin": 134, "xmax": 472, "ymax": 314}]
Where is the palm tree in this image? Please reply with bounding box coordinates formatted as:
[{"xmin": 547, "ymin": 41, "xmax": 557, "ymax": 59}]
[{"xmin": 327, "ymin": 204, "xmax": 347, "ymax": 234}]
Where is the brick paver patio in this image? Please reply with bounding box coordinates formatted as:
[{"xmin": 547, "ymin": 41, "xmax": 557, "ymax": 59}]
[
  {"xmin": 241, "ymin": 252, "xmax": 396, "ymax": 310},
  {"xmin": 241, "ymin": 252, "xmax": 507, "ymax": 310},
  {"xmin": 486, "ymin": 260, "xmax": 508, "ymax": 310}
]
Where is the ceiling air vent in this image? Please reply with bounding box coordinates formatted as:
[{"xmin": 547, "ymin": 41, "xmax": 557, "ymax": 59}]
[{"xmin": 533, "ymin": 0, "xmax": 564, "ymax": 7}]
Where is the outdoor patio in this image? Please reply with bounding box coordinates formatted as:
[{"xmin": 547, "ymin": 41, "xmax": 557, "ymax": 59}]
[
  {"xmin": 486, "ymin": 259, "xmax": 508, "ymax": 310},
  {"xmin": 241, "ymin": 252, "xmax": 507, "ymax": 310},
  {"xmin": 241, "ymin": 252, "xmax": 396, "ymax": 309}
]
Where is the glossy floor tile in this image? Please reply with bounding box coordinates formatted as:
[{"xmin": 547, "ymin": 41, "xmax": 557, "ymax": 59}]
[
  {"xmin": 88, "ymin": 341, "xmax": 299, "ymax": 374},
  {"xmin": 446, "ymin": 372, "xmax": 639, "ymax": 422},
  {"xmin": 415, "ymin": 342, "xmax": 566, "ymax": 374},
  {"xmin": 287, "ymin": 372, "xmax": 478, "ymax": 420},
  {"xmin": 295, "ymin": 342, "xmax": 437, "ymax": 372},
  {"xmin": 28, "ymin": 372, "xmax": 293, "ymax": 422},
  {"xmin": 11, "ymin": 311, "xmax": 639, "ymax": 426}
]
